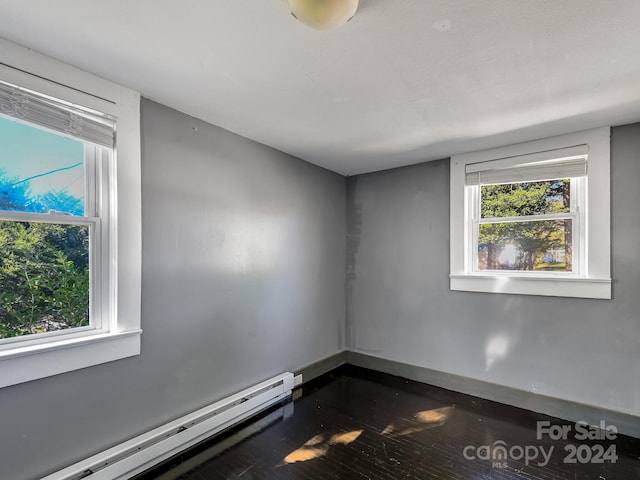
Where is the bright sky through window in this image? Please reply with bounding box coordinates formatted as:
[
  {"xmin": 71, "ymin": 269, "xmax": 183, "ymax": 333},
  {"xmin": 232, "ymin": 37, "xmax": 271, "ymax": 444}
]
[
  {"xmin": 0, "ymin": 115, "xmax": 90, "ymax": 339},
  {"xmin": 0, "ymin": 116, "xmax": 84, "ymax": 213}
]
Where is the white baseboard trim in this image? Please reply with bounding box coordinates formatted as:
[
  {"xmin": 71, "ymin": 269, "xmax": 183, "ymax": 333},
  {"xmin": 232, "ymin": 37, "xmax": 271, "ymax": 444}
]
[{"xmin": 151, "ymin": 401, "xmax": 295, "ymax": 480}]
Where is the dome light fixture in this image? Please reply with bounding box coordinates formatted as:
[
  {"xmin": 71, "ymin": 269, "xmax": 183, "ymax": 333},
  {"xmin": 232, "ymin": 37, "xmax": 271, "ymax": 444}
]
[{"xmin": 288, "ymin": 0, "xmax": 359, "ymax": 30}]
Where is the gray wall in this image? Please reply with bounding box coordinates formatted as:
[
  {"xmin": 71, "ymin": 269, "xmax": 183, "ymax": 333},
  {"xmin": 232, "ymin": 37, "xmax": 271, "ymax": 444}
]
[
  {"xmin": 1, "ymin": 99, "xmax": 637, "ymax": 479},
  {"xmin": 347, "ymin": 122, "xmax": 640, "ymax": 418},
  {"xmin": 0, "ymin": 99, "xmax": 346, "ymax": 480}
]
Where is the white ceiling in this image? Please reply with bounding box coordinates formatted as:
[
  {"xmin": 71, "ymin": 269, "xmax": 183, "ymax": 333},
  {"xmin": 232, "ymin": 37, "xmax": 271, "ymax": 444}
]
[{"xmin": 0, "ymin": 0, "xmax": 639, "ymax": 175}]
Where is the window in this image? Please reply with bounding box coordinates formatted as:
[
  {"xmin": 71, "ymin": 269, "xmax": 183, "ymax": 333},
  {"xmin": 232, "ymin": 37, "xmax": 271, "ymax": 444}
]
[
  {"xmin": 450, "ymin": 128, "xmax": 611, "ymax": 299},
  {"xmin": 0, "ymin": 39, "xmax": 141, "ymax": 387},
  {"xmin": 0, "ymin": 86, "xmax": 111, "ymax": 340}
]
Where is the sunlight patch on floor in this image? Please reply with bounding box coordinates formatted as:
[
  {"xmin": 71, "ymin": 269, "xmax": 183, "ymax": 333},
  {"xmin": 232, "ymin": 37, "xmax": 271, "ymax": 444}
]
[
  {"xmin": 282, "ymin": 429, "xmax": 364, "ymax": 464},
  {"xmin": 381, "ymin": 405, "xmax": 454, "ymax": 437}
]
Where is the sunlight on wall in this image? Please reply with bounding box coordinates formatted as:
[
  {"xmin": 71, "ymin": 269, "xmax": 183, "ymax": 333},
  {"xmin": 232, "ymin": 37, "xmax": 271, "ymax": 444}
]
[
  {"xmin": 485, "ymin": 333, "xmax": 512, "ymax": 371},
  {"xmin": 213, "ymin": 215, "xmax": 285, "ymax": 274}
]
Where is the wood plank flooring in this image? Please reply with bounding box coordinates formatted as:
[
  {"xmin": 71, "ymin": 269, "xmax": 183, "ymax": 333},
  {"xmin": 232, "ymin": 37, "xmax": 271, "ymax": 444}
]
[{"xmin": 136, "ymin": 366, "xmax": 639, "ymax": 479}]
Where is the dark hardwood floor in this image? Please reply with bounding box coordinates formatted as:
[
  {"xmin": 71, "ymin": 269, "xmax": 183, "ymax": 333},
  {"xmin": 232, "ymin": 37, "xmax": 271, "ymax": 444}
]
[{"xmin": 136, "ymin": 366, "xmax": 639, "ymax": 479}]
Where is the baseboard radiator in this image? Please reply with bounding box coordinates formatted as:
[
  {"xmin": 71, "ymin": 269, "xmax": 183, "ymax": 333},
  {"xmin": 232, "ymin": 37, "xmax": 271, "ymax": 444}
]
[{"xmin": 42, "ymin": 372, "xmax": 294, "ymax": 480}]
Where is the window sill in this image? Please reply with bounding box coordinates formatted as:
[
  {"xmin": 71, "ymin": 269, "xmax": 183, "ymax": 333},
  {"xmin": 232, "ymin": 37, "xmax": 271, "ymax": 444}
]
[
  {"xmin": 450, "ymin": 274, "xmax": 611, "ymax": 299},
  {"xmin": 0, "ymin": 329, "xmax": 141, "ymax": 388}
]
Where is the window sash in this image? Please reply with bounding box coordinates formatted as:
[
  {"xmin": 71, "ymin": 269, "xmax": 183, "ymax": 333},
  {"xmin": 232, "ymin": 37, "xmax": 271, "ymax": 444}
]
[
  {"xmin": 468, "ymin": 176, "xmax": 584, "ymax": 276},
  {"xmin": 0, "ymin": 142, "xmax": 110, "ymax": 345},
  {"xmin": 0, "ymin": 320, "xmax": 97, "ymax": 350},
  {"xmin": 478, "ymin": 212, "xmax": 576, "ymax": 224},
  {"xmin": 0, "ymin": 215, "xmax": 102, "ymax": 346},
  {"xmin": 472, "ymin": 215, "xmax": 579, "ymax": 275},
  {"xmin": 0, "ymin": 209, "xmax": 98, "ymax": 224}
]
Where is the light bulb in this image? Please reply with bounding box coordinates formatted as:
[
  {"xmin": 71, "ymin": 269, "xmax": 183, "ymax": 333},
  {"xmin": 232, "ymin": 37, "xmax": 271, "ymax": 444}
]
[{"xmin": 288, "ymin": 0, "xmax": 359, "ymax": 30}]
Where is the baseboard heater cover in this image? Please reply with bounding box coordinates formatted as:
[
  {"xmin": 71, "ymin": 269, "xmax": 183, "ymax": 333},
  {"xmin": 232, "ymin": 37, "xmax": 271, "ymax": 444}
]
[{"xmin": 41, "ymin": 372, "xmax": 294, "ymax": 480}]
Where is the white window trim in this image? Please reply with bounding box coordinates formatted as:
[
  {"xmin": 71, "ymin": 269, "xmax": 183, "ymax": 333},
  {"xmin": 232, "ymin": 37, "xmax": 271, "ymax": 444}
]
[
  {"xmin": 450, "ymin": 127, "xmax": 611, "ymax": 299},
  {"xmin": 0, "ymin": 39, "xmax": 141, "ymax": 387}
]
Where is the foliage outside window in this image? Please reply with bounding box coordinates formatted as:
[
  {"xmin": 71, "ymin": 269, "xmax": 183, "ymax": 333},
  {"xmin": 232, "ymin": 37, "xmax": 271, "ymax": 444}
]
[
  {"xmin": 475, "ymin": 179, "xmax": 578, "ymax": 273},
  {"xmin": 0, "ymin": 221, "xmax": 89, "ymax": 338}
]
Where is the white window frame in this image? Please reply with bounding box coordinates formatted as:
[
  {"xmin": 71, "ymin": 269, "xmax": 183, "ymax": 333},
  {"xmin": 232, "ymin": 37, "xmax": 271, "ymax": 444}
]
[
  {"xmin": 450, "ymin": 127, "xmax": 611, "ymax": 299},
  {"xmin": 0, "ymin": 39, "xmax": 141, "ymax": 387}
]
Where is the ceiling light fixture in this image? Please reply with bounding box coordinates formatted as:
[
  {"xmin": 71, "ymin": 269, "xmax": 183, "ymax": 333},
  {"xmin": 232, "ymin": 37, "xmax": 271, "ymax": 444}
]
[{"xmin": 288, "ymin": 0, "xmax": 359, "ymax": 30}]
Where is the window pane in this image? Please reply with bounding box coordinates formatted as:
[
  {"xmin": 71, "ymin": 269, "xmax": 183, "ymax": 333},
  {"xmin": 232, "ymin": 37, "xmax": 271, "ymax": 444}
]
[
  {"xmin": 478, "ymin": 219, "xmax": 573, "ymax": 271},
  {"xmin": 0, "ymin": 221, "xmax": 89, "ymax": 339},
  {"xmin": 481, "ymin": 180, "xmax": 570, "ymax": 218},
  {"xmin": 0, "ymin": 116, "xmax": 85, "ymax": 216}
]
